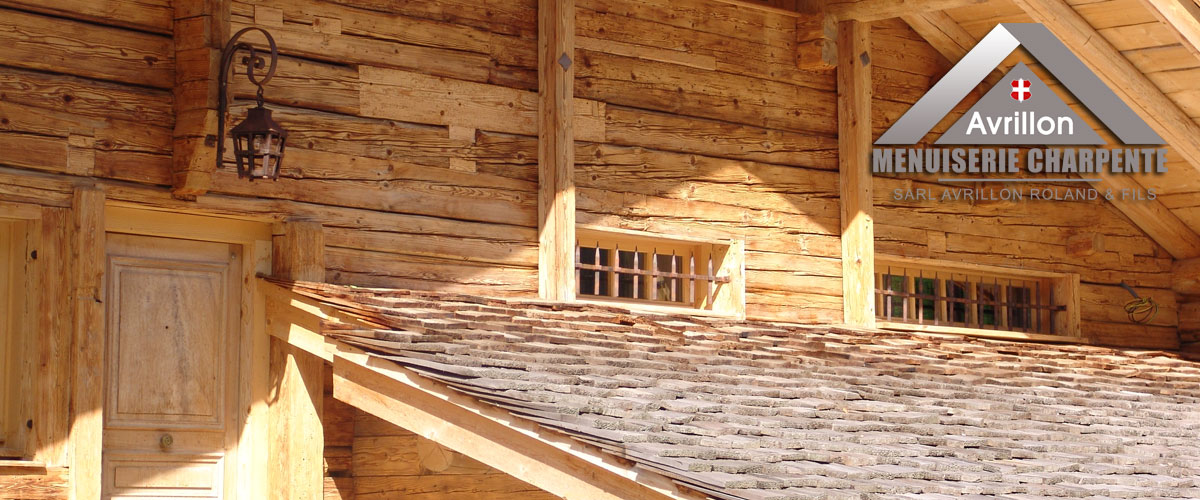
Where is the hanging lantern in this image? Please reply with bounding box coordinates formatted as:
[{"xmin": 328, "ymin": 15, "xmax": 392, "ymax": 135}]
[
  {"xmin": 217, "ymin": 27, "xmax": 287, "ymax": 181},
  {"xmin": 229, "ymin": 102, "xmax": 287, "ymax": 180}
]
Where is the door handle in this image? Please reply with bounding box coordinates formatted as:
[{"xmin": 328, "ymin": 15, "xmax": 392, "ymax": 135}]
[{"xmin": 160, "ymin": 433, "xmax": 174, "ymax": 451}]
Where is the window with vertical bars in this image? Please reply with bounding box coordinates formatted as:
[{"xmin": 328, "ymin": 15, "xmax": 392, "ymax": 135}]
[
  {"xmin": 875, "ymin": 260, "xmax": 1071, "ymax": 336},
  {"xmin": 575, "ymin": 229, "xmax": 731, "ymax": 310}
]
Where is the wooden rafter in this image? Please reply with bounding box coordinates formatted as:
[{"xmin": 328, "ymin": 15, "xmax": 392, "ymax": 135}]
[
  {"xmin": 260, "ymin": 281, "xmax": 703, "ymax": 500},
  {"xmin": 1141, "ymin": 0, "xmax": 1200, "ymax": 62},
  {"xmin": 903, "ymin": 4, "xmax": 1200, "ymax": 259}
]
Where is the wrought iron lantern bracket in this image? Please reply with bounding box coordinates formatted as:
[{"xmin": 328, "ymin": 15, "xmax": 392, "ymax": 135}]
[{"xmin": 217, "ymin": 27, "xmax": 287, "ymax": 180}]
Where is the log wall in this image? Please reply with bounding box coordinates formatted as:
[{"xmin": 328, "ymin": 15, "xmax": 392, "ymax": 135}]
[
  {"xmin": 870, "ymin": 19, "xmax": 1179, "ymax": 349},
  {"xmin": 0, "ymin": 0, "xmax": 1189, "ymax": 496},
  {"xmin": 0, "ymin": 0, "xmax": 1183, "ymax": 401},
  {"xmin": 573, "ymin": 0, "xmax": 845, "ymax": 322}
]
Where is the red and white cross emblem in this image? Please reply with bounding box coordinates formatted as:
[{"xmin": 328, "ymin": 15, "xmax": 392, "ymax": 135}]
[{"xmin": 1010, "ymin": 78, "xmax": 1031, "ymax": 102}]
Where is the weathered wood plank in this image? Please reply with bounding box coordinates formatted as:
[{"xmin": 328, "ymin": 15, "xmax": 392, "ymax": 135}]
[
  {"xmin": 359, "ymin": 66, "xmax": 604, "ymax": 141},
  {"xmin": 234, "ymin": 0, "xmax": 536, "ymax": 70},
  {"xmin": 576, "ymin": 50, "xmax": 836, "ymax": 135},
  {"xmin": 602, "ymin": 106, "xmax": 837, "ymax": 170},
  {"xmin": 0, "ymin": 67, "xmax": 172, "ymax": 126},
  {"xmin": 0, "ymin": 8, "xmax": 172, "ymax": 88},
  {"xmin": 0, "ymin": 0, "xmax": 171, "ymax": 33},
  {"xmin": 325, "ymin": 247, "xmax": 538, "ymax": 295}
]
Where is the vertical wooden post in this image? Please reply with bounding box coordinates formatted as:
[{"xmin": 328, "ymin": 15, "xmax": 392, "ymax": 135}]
[
  {"xmin": 69, "ymin": 187, "xmax": 105, "ymax": 500},
  {"xmin": 268, "ymin": 221, "xmax": 325, "ymax": 500},
  {"xmin": 172, "ymin": 0, "xmax": 230, "ymax": 198},
  {"xmin": 537, "ymin": 0, "xmax": 576, "ymax": 301},
  {"xmin": 838, "ymin": 20, "xmax": 875, "ymax": 327}
]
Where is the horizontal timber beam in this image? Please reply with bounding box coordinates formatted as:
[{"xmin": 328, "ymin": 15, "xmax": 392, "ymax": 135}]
[{"xmin": 828, "ymin": 0, "xmax": 991, "ymax": 22}]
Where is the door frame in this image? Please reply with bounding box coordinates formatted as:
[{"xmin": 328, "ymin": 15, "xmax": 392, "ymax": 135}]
[{"xmin": 83, "ymin": 203, "xmax": 273, "ymax": 500}]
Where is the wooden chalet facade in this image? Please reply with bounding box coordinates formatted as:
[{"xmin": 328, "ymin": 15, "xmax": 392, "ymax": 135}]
[{"xmin": 0, "ymin": 0, "xmax": 1199, "ymax": 498}]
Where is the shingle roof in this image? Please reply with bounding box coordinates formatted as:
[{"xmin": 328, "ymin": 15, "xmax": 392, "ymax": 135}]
[{"xmin": 281, "ymin": 280, "xmax": 1200, "ymax": 500}]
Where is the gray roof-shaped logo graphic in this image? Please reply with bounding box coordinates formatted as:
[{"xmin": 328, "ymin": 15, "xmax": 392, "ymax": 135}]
[
  {"xmin": 875, "ymin": 23, "xmax": 1162, "ymax": 146},
  {"xmin": 936, "ymin": 62, "xmax": 1104, "ymax": 145}
]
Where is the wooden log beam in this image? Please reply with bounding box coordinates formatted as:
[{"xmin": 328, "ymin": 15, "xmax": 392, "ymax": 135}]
[
  {"xmin": 537, "ymin": 0, "xmax": 576, "ymax": 301},
  {"xmin": 827, "ymin": 0, "xmax": 991, "ymax": 22},
  {"xmin": 1174, "ymin": 257, "xmax": 1200, "ymax": 295},
  {"xmin": 268, "ymin": 221, "xmax": 325, "ymax": 500},
  {"xmin": 331, "ymin": 352, "xmax": 700, "ymax": 500},
  {"xmin": 838, "ymin": 20, "xmax": 875, "ymax": 327},
  {"xmin": 68, "ymin": 187, "xmax": 104, "ymax": 500},
  {"xmin": 796, "ymin": 2, "xmax": 836, "ymax": 70},
  {"xmin": 1141, "ymin": 0, "xmax": 1200, "ymax": 62},
  {"xmin": 796, "ymin": 15, "xmax": 837, "ymax": 71},
  {"xmin": 172, "ymin": 0, "xmax": 230, "ymax": 198}
]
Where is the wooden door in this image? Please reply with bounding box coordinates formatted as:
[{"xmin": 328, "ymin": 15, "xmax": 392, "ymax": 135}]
[{"xmin": 101, "ymin": 233, "xmax": 242, "ymax": 499}]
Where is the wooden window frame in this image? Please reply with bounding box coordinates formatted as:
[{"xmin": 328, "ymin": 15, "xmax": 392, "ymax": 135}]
[
  {"xmin": 574, "ymin": 225, "xmax": 745, "ymax": 317},
  {"xmin": 875, "ymin": 255, "xmax": 1081, "ymax": 342}
]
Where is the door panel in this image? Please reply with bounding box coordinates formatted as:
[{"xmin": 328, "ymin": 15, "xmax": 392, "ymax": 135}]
[{"xmin": 102, "ymin": 233, "xmax": 241, "ymax": 499}]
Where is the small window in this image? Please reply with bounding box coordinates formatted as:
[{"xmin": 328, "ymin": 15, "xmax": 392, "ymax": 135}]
[
  {"xmin": 875, "ymin": 257, "xmax": 1080, "ymax": 339},
  {"xmin": 575, "ymin": 226, "xmax": 743, "ymax": 314}
]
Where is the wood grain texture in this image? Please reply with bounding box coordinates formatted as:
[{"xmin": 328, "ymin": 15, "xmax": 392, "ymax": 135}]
[
  {"xmin": 33, "ymin": 208, "xmax": 70, "ymax": 466},
  {"xmin": 68, "ymin": 187, "xmax": 104, "ymax": 500},
  {"xmin": 538, "ymin": 0, "xmax": 577, "ymax": 301},
  {"xmin": 270, "ymin": 222, "xmax": 327, "ymax": 500},
  {"xmin": 0, "ymin": 466, "xmax": 67, "ymax": 500},
  {"xmin": 828, "ymin": 0, "xmax": 991, "ymax": 22},
  {"xmin": 0, "ymin": 7, "xmax": 172, "ymax": 89},
  {"xmin": 838, "ymin": 20, "xmax": 875, "ymax": 327}
]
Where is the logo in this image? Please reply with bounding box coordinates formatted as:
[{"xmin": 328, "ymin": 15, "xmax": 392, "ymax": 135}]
[
  {"xmin": 872, "ymin": 22, "xmax": 1167, "ymax": 195},
  {"xmin": 876, "ymin": 23, "xmax": 1160, "ymax": 146},
  {"xmin": 1010, "ymin": 79, "xmax": 1030, "ymax": 102}
]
